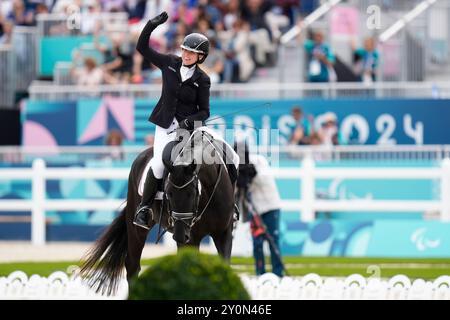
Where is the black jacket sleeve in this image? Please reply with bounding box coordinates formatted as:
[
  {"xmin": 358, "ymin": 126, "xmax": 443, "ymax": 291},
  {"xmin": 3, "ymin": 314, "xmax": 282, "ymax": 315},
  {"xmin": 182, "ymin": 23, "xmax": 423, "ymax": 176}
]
[
  {"xmin": 136, "ymin": 20, "xmax": 169, "ymax": 69},
  {"xmin": 187, "ymin": 76, "xmax": 211, "ymax": 124}
]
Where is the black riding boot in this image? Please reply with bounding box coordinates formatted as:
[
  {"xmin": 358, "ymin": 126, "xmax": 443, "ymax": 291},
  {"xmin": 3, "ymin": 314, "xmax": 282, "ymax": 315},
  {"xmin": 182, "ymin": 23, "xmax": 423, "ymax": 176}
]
[
  {"xmin": 227, "ymin": 164, "xmax": 240, "ymax": 222},
  {"xmin": 133, "ymin": 168, "xmax": 160, "ymax": 230}
]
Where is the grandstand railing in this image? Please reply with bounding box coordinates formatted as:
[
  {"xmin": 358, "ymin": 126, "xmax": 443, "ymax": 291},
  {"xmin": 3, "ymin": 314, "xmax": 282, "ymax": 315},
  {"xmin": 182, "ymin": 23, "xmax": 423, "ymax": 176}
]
[
  {"xmin": 27, "ymin": 81, "xmax": 450, "ymax": 100},
  {"xmin": 279, "ymin": 0, "xmax": 449, "ymax": 83},
  {"xmin": 3, "ymin": 145, "xmax": 450, "ymax": 163},
  {"xmin": 35, "ymin": 12, "xmax": 129, "ymax": 37},
  {"xmin": 1, "ymin": 155, "xmax": 450, "ymax": 246},
  {"xmin": 0, "ymin": 45, "xmax": 14, "ymax": 108},
  {"xmin": 12, "ymin": 27, "xmax": 38, "ymax": 92}
]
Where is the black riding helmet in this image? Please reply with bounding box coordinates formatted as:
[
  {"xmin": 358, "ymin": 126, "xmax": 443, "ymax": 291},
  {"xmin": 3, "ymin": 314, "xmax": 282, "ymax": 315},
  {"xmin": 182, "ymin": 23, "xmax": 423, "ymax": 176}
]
[{"xmin": 180, "ymin": 33, "xmax": 209, "ymax": 64}]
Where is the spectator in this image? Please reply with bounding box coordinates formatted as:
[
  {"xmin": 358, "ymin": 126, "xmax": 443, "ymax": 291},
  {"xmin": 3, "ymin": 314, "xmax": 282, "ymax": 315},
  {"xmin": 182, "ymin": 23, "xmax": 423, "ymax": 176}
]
[
  {"xmin": 195, "ymin": 17, "xmax": 215, "ymax": 41},
  {"xmin": 352, "ymin": 37, "xmax": 379, "ymax": 84},
  {"xmin": 172, "ymin": 0, "xmax": 197, "ymax": 28},
  {"xmin": 241, "ymin": 0, "xmax": 275, "ymax": 67},
  {"xmin": 223, "ymin": 0, "xmax": 239, "ymax": 31},
  {"xmin": 80, "ymin": 1, "xmax": 102, "ymax": 35},
  {"xmin": 0, "ymin": 1, "xmax": 13, "ymax": 18},
  {"xmin": 0, "ymin": 19, "xmax": 13, "ymax": 45},
  {"xmin": 235, "ymin": 142, "xmax": 284, "ymax": 277},
  {"xmin": 131, "ymin": 48, "xmax": 147, "ymax": 83},
  {"xmin": 199, "ymin": 37, "xmax": 224, "ymax": 84},
  {"xmin": 240, "ymin": 0, "xmax": 272, "ymax": 35},
  {"xmin": 127, "ymin": 0, "xmax": 148, "ymax": 21},
  {"xmin": 165, "ymin": 21, "xmax": 187, "ymax": 52},
  {"xmin": 95, "ymin": 32, "xmax": 134, "ymax": 84},
  {"xmin": 275, "ymin": 0, "xmax": 300, "ymax": 27},
  {"xmin": 104, "ymin": 128, "xmax": 125, "ymax": 160},
  {"xmin": 304, "ymin": 30, "xmax": 335, "ymax": 82},
  {"xmin": 309, "ymin": 132, "xmax": 322, "ymax": 145},
  {"xmin": 317, "ymin": 112, "xmax": 342, "ymax": 146},
  {"xmin": 8, "ymin": 0, "xmax": 34, "ymax": 26},
  {"xmin": 197, "ymin": 0, "xmax": 223, "ymax": 27},
  {"xmin": 219, "ymin": 19, "xmax": 255, "ymax": 83},
  {"xmin": 264, "ymin": 4, "xmax": 290, "ymax": 42},
  {"xmin": 289, "ymin": 106, "xmax": 312, "ymax": 145},
  {"xmin": 34, "ymin": 2, "xmax": 49, "ymax": 16},
  {"xmin": 70, "ymin": 55, "xmax": 105, "ymax": 86}
]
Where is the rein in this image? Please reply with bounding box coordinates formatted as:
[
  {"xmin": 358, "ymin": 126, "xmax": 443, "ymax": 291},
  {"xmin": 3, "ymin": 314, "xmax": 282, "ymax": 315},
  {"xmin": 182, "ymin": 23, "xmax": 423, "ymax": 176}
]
[{"xmin": 167, "ymin": 162, "xmax": 223, "ymax": 229}]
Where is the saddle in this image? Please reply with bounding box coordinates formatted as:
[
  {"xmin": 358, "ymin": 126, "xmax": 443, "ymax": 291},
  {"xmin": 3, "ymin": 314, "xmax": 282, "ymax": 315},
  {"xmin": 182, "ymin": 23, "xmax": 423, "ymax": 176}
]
[{"xmin": 138, "ymin": 129, "xmax": 237, "ymax": 198}]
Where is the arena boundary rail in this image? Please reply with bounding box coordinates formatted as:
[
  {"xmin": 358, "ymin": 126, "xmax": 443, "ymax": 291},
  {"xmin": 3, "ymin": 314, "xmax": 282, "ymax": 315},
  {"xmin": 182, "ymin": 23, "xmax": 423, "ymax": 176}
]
[{"xmin": 1, "ymin": 156, "xmax": 450, "ymax": 246}]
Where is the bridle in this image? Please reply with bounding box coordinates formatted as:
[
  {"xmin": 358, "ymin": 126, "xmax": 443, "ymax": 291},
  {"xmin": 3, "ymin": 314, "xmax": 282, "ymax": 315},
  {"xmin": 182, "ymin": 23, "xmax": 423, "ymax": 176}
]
[{"xmin": 166, "ymin": 163, "xmax": 223, "ymax": 229}]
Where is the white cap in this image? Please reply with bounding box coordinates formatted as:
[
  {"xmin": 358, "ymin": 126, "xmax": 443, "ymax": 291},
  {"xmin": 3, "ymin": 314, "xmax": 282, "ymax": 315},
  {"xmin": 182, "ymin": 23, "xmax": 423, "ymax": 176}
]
[{"xmin": 323, "ymin": 112, "xmax": 337, "ymax": 122}]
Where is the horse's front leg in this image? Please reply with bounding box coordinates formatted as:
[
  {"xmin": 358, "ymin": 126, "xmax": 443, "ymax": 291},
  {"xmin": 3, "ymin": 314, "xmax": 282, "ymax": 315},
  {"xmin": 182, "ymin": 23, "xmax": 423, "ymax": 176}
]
[{"xmin": 211, "ymin": 224, "xmax": 234, "ymax": 262}]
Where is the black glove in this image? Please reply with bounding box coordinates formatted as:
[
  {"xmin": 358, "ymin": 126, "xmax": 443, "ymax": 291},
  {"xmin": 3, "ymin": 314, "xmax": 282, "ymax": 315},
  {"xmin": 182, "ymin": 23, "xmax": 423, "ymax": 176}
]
[
  {"xmin": 150, "ymin": 11, "xmax": 169, "ymax": 26},
  {"xmin": 179, "ymin": 118, "xmax": 193, "ymax": 130}
]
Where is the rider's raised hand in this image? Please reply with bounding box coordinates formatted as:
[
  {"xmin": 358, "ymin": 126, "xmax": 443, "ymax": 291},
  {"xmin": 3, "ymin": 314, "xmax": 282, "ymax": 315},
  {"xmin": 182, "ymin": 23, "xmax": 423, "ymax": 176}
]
[{"xmin": 150, "ymin": 11, "xmax": 169, "ymax": 26}]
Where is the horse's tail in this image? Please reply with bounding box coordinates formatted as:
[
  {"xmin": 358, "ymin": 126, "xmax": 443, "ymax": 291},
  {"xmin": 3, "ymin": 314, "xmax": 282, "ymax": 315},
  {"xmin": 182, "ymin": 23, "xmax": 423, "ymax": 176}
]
[{"xmin": 78, "ymin": 206, "xmax": 128, "ymax": 295}]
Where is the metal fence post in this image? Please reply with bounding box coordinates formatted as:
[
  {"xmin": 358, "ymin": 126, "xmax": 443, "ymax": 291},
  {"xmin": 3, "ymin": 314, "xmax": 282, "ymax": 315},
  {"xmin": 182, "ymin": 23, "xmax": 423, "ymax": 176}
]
[
  {"xmin": 301, "ymin": 155, "xmax": 315, "ymax": 222},
  {"xmin": 32, "ymin": 158, "xmax": 46, "ymax": 246},
  {"xmin": 440, "ymin": 158, "xmax": 450, "ymax": 221}
]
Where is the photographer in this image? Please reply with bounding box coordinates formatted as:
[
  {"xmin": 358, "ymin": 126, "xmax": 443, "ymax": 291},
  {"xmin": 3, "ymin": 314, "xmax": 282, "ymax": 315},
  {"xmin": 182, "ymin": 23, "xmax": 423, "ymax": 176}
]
[{"xmin": 234, "ymin": 142, "xmax": 284, "ymax": 277}]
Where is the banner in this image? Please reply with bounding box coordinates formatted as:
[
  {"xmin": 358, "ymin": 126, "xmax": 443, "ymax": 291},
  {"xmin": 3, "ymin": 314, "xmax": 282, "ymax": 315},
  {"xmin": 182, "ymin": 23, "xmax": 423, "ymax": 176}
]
[
  {"xmin": 367, "ymin": 220, "xmax": 450, "ymax": 257},
  {"xmin": 23, "ymin": 97, "xmax": 134, "ymax": 147},
  {"xmin": 23, "ymin": 98, "xmax": 450, "ymax": 146},
  {"xmin": 201, "ymin": 99, "xmax": 450, "ymax": 146}
]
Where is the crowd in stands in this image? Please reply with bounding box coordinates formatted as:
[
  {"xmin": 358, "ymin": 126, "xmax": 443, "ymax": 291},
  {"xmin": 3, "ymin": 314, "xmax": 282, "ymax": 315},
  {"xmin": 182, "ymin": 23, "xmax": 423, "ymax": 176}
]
[
  {"xmin": 298, "ymin": 25, "xmax": 379, "ymax": 84},
  {"xmin": 288, "ymin": 105, "xmax": 345, "ymax": 147},
  {"xmin": 0, "ymin": 1, "xmax": 380, "ymax": 85},
  {"xmin": 0, "ymin": 0, "xmax": 315, "ymax": 85}
]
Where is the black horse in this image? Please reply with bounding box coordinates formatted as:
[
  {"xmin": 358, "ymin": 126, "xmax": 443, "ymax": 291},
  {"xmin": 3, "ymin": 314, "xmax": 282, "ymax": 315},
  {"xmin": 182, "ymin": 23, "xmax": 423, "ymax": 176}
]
[{"xmin": 79, "ymin": 131, "xmax": 236, "ymax": 295}]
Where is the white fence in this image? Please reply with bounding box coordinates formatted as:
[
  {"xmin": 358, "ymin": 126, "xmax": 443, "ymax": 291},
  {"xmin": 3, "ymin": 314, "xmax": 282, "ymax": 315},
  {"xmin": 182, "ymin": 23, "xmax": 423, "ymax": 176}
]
[
  {"xmin": 242, "ymin": 272, "xmax": 450, "ymax": 300},
  {"xmin": 0, "ymin": 270, "xmax": 128, "ymax": 300},
  {"xmin": 1, "ymin": 157, "xmax": 450, "ymax": 245},
  {"xmin": 1, "ymin": 271, "xmax": 449, "ymax": 300}
]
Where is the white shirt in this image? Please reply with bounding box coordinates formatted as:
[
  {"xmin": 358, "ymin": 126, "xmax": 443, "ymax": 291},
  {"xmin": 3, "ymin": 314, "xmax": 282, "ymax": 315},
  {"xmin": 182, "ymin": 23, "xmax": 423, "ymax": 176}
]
[
  {"xmin": 73, "ymin": 67, "xmax": 104, "ymax": 86},
  {"xmin": 248, "ymin": 154, "xmax": 281, "ymax": 215},
  {"xmin": 180, "ymin": 64, "xmax": 196, "ymax": 82}
]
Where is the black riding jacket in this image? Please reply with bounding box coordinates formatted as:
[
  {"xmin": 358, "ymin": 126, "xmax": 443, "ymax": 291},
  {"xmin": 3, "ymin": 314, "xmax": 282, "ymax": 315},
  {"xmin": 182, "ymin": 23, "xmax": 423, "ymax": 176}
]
[{"xmin": 136, "ymin": 21, "xmax": 211, "ymax": 129}]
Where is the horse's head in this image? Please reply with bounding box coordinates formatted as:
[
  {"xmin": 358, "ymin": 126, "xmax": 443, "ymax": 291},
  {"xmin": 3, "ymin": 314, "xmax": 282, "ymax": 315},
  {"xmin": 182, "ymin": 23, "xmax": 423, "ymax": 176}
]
[
  {"xmin": 162, "ymin": 129, "xmax": 226, "ymax": 244},
  {"xmin": 165, "ymin": 160, "xmax": 201, "ymax": 243}
]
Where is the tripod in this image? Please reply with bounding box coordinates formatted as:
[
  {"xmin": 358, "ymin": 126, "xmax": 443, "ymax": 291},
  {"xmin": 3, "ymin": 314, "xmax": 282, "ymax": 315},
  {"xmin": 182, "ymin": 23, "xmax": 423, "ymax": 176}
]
[{"xmin": 237, "ymin": 190, "xmax": 289, "ymax": 277}]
